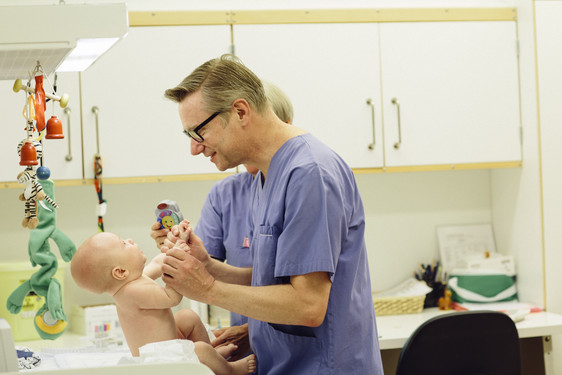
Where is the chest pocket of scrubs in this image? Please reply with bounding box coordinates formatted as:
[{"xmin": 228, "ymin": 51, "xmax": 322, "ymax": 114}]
[{"xmin": 253, "ymin": 225, "xmax": 280, "ymax": 286}]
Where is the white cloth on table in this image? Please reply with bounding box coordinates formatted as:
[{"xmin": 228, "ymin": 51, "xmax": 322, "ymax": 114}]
[{"xmin": 119, "ymin": 339, "xmax": 199, "ymax": 365}]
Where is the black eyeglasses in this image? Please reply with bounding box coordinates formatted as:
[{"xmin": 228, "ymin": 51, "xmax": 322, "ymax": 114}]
[{"xmin": 183, "ymin": 111, "xmax": 221, "ymax": 143}]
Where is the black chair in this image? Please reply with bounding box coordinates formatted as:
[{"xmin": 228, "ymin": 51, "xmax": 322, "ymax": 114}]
[{"xmin": 395, "ymin": 310, "xmax": 521, "ymax": 375}]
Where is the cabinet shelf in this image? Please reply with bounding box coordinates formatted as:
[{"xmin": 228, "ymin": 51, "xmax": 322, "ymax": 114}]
[{"xmin": 1, "ymin": 162, "xmax": 522, "ymax": 189}]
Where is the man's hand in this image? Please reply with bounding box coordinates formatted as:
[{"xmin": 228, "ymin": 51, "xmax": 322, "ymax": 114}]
[
  {"xmin": 162, "ymin": 245, "xmax": 215, "ymax": 301},
  {"xmin": 150, "ymin": 221, "xmax": 170, "ymax": 250},
  {"xmin": 212, "ymin": 323, "xmax": 250, "ymax": 361},
  {"xmin": 170, "ymin": 224, "xmax": 212, "ymax": 267}
]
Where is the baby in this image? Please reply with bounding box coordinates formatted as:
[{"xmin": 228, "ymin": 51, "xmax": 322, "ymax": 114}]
[{"xmin": 71, "ymin": 230, "xmax": 256, "ymax": 375}]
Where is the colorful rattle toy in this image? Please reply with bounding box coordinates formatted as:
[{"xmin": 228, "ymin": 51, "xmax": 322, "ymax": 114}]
[{"xmin": 155, "ymin": 200, "xmax": 184, "ymax": 229}]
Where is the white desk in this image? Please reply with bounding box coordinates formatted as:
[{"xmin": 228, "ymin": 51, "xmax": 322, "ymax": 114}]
[
  {"xmin": 376, "ymin": 308, "xmax": 562, "ymax": 375},
  {"xmin": 11, "ymin": 310, "xmax": 562, "ymax": 374}
]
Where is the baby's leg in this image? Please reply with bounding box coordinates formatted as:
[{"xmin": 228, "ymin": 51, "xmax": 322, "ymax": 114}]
[
  {"xmin": 215, "ymin": 343, "xmax": 238, "ymax": 359},
  {"xmin": 175, "ymin": 308, "xmax": 211, "ymax": 344},
  {"xmin": 194, "ymin": 342, "xmax": 256, "ymax": 375},
  {"xmin": 175, "ymin": 309, "xmax": 237, "ymax": 358}
]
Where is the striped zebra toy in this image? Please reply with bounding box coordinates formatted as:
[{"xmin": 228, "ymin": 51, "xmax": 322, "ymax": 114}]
[{"xmin": 17, "ymin": 168, "xmax": 58, "ymax": 229}]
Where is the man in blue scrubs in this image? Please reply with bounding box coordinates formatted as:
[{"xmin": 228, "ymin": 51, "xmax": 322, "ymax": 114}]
[
  {"xmin": 161, "ymin": 54, "xmax": 383, "ymax": 374},
  {"xmin": 151, "ymin": 82, "xmax": 294, "ymax": 360},
  {"xmin": 194, "ymin": 82, "xmax": 293, "ymax": 359}
]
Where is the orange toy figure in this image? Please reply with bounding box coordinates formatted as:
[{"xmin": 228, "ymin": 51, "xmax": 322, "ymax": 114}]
[
  {"xmin": 34, "ymin": 75, "xmax": 46, "ymax": 132},
  {"xmin": 438, "ymin": 288, "xmax": 453, "ymax": 310}
]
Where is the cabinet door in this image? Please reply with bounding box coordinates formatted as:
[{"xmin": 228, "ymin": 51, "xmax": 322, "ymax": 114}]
[
  {"xmin": 233, "ymin": 23, "xmax": 384, "ymax": 169},
  {"xmin": 0, "ymin": 73, "xmax": 82, "ymax": 183},
  {"xmin": 379, "ymin": 21, "xmax": 521, "ymax": 167},
  {"xmin": 80, "ymin": 25, "xmax": 232, "ymax": 179},
  {"xmin": 40, "ymin": 72, "xmax": 83, "ymax": 180},
  {"xmin": 1, "ymin": 78, "xmax": 29, "ymax": 183}
]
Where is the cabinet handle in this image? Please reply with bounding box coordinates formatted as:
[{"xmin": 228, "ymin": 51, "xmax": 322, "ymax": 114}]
[
  {"xmin": 64, "ymin": 107, "xmax": 72, "ymax": 161},
  {"xmin": 92, "ymin": 106, "xmax": 101, "ymax": 155},
  {"xmin": 391, "ymin": 97, "xmax": 402, "ymax": 149},
  {"xmin": 366, "ymin": 98, "xmax": 376, "ymax": 150}
]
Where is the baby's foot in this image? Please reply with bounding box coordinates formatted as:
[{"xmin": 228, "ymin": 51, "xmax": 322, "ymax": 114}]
[
  {"xmin": 231, "ymin": 354, "xmax": 256, "ymax": 375},
  {"xmin": 216, "ymin": 343, "xmax": 237, "ymax": 358}
]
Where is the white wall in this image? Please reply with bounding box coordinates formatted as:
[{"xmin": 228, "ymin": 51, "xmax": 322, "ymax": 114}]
[
  {"xmin": 492, "ymin": 0, "xmax": 543, "ymax": 307},
  {"xmin": 360, "ymin": 170, "xmax": 493, "ymax": 292},
  {"xmin": 0, "ymin": 170, "xmax": 491, "ymax": 327},
  {"xmin": 491, "ymin": 0, "xmax": 562, "ymax": 372}
]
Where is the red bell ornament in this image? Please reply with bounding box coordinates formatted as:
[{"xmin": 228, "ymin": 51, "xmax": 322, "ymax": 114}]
[
  {"xmin": 19, "ymin": 141, "xmax": 38, "ymax": 166},
  {"xmin": 45, "ymin": 116, "xmax": 64, "ymax": 139}
]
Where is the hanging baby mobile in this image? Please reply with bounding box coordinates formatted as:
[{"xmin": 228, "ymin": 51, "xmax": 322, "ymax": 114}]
[
  {"xmin": 7, "ymin": 61, "xmax": 77, "ymax": 340},
  {"xmin": 14, "ymin": 61, "xmax": 69, "ymax": 229}
]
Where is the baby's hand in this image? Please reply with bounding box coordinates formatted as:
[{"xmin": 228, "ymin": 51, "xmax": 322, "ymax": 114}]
[
  {"xmin": 177, "ymin": 219, "xmax": 192, "ymax": 243},
  {"xmin": 174, "ymin": 240, "xmax": 189, "ymax": 252}
]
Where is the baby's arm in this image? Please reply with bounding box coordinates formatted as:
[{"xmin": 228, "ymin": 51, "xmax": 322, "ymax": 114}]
[
  {"xmin": 137, "ymin": 243, "xmax": 190, "ymax": 307},
  {"xmin": 143, "ymin": 253, "xmax": 166, "ymax": 280},
  {"xmin": 122, "ymin": 277, "xmax": 183, "ymax": 309}
]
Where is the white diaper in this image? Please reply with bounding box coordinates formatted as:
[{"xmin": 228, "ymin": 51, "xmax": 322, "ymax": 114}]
[{"xmin": 122, "ymin": 339, "xmax": 200, "ymax": 364}]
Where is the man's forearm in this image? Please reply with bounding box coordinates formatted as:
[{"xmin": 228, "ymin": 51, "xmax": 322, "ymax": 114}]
[
  {"xmin": 207, "ymin": 258, "xmax": 252, "ymax": 286},
  {"xmin": 206, "ymin": 272, "xmax": 331, "ymax": 326}
]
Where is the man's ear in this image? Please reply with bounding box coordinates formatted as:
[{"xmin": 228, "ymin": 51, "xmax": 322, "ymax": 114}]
[
  {"xmin": 232, "ymin": 98, "xmax": 251, "ymax": 123},
  {"xmin": 112, "ymin": 266, "xmax": 129, "ymax": 280}
]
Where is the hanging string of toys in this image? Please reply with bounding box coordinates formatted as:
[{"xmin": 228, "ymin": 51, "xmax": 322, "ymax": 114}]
[
  {"xmin": 14, "ymin": 62, "xmax": 69, "ymax": 229},
  {"xmin": 8, "ymin": 61, "xmax": 76, "ymax": 340}
]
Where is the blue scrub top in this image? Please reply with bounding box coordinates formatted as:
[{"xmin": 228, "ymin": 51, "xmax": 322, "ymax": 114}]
[
  {"xmin": 196, "ymin": 172, "xmax": 254, "ymax": 326},
  {"xmin": 248, "ymin": 133, "xmax": 383, "ymax": 375}
]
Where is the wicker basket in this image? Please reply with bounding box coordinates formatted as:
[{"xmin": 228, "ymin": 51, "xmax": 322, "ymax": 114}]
[{"xmin": 373, "ymin": 294, "xmax": 426, "ymax": 316}]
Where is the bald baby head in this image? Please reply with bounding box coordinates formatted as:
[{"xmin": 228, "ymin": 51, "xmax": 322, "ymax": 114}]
[{"xmin": 71, "ymin": 233, "xmax": 123, "ymax": 294}]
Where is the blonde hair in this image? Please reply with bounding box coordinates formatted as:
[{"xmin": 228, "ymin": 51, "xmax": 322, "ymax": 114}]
[
  {"xmin": 263, "ymin": 80, "xmax": 293, "ymax": 124},
  {"xmin": 164, "ymin": 54, "xmax": 267, "ymax": 121}
]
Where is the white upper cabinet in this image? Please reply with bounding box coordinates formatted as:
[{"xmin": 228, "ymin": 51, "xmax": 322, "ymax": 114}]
[
  {"xmin": 41, "ymin": 73, "xmax": 83, "ymax": 180},
  {"xmin": 1, "ymin": 79, "xmax": 31, "ymax": 183},
  {"xmin": 1, "ymin": 16, "xmax": 522, "ymax": 183},
  {"xmin": 234, "ymin": 20, "xmax": 521, "ymax": 170},
  {"xmin": 234, "ymin": 23, "xmax": 384, "ymax": 168},
  {"xmin": 80, "ymin": 25, "xmax": 233, "ymax": 179},
  {"xmin": 379, "ymin": 21, "xmax": 521, "ymax": 167}
]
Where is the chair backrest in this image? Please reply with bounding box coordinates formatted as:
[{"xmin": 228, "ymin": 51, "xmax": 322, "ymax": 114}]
[{"xmin": 395, "ymin": 310, "xmax": 521, "ymax": 375}]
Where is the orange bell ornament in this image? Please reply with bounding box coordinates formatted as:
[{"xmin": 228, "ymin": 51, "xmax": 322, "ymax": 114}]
[
  {"xmin": 19, "ymin": 141, "xmax": 38, "ymax": 166},
  {"xmin": 45, "ymin": 116, "xmax": 64, "ymax": 139}
]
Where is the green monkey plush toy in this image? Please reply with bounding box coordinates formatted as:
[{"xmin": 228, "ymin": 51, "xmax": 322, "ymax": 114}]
[{"xmin": 6, "ymin": 179, "xmax": 76, "ymax": 339}]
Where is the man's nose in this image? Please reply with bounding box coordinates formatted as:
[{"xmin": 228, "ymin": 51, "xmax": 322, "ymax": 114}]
[{"xmin": 190, "ymin": 138, "xmax": 204, "ymax": 155}]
